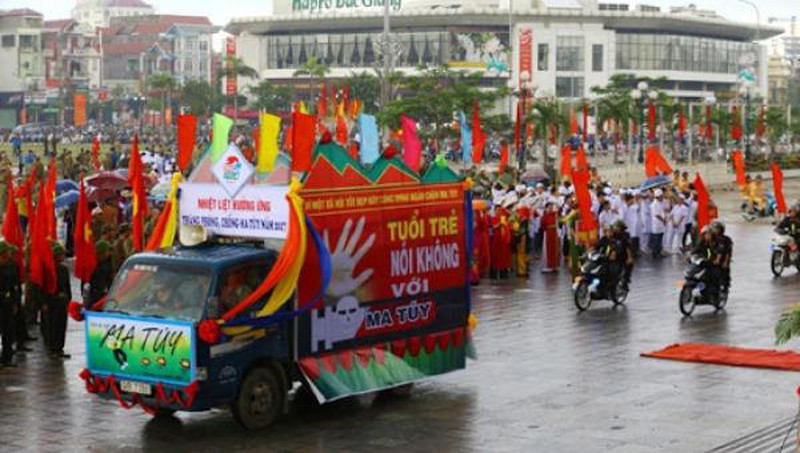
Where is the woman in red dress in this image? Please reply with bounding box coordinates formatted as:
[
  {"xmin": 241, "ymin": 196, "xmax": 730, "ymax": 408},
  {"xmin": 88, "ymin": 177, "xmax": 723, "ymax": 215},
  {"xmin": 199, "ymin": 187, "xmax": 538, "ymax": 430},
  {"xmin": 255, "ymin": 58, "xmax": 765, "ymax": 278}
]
[{"xmin": 540, "ymin": 202, "xmax": 561, "ymax": 273}]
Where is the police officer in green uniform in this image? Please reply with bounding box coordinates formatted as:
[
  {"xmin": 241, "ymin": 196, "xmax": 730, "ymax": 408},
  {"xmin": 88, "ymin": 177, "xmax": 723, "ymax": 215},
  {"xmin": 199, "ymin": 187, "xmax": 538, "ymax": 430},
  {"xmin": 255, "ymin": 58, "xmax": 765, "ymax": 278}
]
[
  {"xmin": 0, "ymin": 241, "xmax": 20, "ymax": 367},
  {"xmin": 42, "ymin": 242, "xmax": 72, "ymax": 359}
]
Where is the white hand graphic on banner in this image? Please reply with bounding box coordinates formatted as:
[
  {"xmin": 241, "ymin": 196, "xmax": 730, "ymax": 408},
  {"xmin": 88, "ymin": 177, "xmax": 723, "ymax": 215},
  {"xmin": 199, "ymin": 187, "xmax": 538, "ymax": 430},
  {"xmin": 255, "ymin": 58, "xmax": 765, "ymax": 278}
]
[{"xmin": 323, "ymin": 217, "xmax": 376, "ymax": 298}]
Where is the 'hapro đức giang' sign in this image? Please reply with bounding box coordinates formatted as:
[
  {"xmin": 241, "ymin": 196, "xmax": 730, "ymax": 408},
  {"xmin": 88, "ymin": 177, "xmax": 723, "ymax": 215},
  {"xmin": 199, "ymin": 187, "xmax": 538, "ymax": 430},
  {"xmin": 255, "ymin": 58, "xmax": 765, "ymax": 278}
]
[{"xmin": 290, "ymin": 0, "xmax": 402, "ymax": 13}]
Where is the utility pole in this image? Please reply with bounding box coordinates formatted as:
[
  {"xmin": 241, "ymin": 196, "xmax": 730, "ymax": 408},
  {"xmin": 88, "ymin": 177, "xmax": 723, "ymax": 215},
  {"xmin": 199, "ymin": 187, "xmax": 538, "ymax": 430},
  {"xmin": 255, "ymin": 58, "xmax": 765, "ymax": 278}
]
[{"xmin": 380, "ymin": 0, "xmax": 391, "ymax": 110}]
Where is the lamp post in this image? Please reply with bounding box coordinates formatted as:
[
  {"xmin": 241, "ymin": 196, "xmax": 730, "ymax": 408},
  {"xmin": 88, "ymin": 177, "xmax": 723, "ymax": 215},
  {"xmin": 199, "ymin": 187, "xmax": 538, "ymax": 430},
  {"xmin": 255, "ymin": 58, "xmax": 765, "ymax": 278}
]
[
  {"xmin": 517, "ymin": 70, "xmax": 535, "ymax": 171},
  {"xmin": 739, "ymin": 80, "xmax": 754, "ymax": 159},
  {"xmin": 630, "ymin": 81, "xmax": 658, "ymax": 164},
  {"xmin": 704, "ymin": 95, "xmax": 716, "ymax": 159}
]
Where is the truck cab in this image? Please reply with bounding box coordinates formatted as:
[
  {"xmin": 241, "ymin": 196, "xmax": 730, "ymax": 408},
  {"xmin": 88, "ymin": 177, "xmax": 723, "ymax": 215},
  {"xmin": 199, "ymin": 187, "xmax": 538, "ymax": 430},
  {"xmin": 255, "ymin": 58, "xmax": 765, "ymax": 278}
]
[{"xmin": 85, "ymin": 243, "xmax": 292, "ymax": 428}]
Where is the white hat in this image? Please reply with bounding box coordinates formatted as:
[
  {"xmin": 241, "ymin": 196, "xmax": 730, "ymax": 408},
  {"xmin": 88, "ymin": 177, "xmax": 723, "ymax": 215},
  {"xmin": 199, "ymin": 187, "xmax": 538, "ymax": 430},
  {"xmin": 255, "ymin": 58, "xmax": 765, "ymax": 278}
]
[
  {"xmin": 502, "ymin": 193, "xmax": 519, "ymax": 208},
  {"xmin": 603, "ymin": 187, "xmax": 612, "ymax": 195},
  {"xmin": 536, "ymin": 182, "xmax": 545, "ymax": 189},
  {"xmin": 654, "ymin": 189, "xmax": 663, "ymax": 197},
  {"xmin": 515, "ymin": 184, "xmax": 526, "ymax": 193}
]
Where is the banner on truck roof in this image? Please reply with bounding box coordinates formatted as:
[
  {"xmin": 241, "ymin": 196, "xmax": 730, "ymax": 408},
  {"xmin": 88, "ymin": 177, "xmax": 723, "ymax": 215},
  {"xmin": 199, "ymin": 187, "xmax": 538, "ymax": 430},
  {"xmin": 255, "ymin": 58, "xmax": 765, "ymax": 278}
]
[{"xmin": 179, "ymin": 183, "xmax": 290, "ymax": 240}]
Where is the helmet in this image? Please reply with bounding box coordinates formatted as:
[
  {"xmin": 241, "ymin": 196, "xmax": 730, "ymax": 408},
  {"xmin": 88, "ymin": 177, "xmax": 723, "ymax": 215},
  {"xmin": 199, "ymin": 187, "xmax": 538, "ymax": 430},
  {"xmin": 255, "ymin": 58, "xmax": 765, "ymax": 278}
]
[
  {"xmin": 710, "ymin": 220, "xmax": 725, "ymax": 235},
  {"xmin": 700, "ymin": 225, "xmax": 714, "ymax": 236},
  {"xmin": 612, "ymin": 220, "xmax": 627, "ymax": 232}
]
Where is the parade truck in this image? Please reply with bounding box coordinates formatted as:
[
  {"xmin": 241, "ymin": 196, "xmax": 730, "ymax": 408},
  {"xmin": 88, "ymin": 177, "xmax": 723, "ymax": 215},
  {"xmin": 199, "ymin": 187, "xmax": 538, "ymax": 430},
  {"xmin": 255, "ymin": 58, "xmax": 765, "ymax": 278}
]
[{"xmin": 75, "ymin": 142, "xmax": 474, "ymax": 429}]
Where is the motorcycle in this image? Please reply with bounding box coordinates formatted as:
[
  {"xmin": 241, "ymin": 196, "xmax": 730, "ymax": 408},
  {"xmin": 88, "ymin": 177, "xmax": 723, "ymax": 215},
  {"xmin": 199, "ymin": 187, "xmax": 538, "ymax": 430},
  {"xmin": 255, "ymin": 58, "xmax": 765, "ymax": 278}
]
[
  {"xmin": 573, "ymin": 251, "xmax": 628, "ymax": 311},
  {"xmin": 679, "ymin": 254, "xmax": 728, "ymax": 316},
  {"xmin": 770, "ymin": 231, "xmax": 800, "ymax": 277}
]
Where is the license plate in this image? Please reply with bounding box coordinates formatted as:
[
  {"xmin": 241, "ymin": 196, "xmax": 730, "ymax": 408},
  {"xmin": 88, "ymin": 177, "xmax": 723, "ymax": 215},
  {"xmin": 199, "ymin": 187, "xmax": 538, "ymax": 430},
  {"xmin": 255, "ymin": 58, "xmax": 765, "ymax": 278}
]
[{"xmin": 120, "ymin": 380, "xmax": 152, "ymax": 396}]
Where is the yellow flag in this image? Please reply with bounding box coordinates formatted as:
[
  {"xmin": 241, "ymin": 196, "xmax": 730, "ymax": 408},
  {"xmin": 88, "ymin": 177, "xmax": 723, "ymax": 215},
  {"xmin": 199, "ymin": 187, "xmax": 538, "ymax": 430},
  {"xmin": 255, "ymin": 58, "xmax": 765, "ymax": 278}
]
[
  {"xmin": 298, "ymin": 100, "xmax": 309, "ymax": 114},
  {"xmin": 257, "ymin": 113, "xmax": 281, "ymax": 173}
]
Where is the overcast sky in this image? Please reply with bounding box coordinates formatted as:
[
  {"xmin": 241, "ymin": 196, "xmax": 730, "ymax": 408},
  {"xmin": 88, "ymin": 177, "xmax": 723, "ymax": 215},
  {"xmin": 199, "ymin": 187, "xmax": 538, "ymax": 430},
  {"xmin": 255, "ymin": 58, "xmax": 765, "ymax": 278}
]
[{"xmin": 2, "ymin": 0, "xmax": 799, "ymax": 33}]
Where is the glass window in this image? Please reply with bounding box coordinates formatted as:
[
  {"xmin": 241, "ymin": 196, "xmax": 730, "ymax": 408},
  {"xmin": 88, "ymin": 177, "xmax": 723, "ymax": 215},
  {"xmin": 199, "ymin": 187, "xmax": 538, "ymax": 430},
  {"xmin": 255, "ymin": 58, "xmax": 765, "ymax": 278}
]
[
  {"xmin": 213, "ymin": 263, "xmax": 270, "ymax": 319},
  {"xmin": 199, "ymin": 40, "xmax": 208, "ymax": 52},
  {"xmin": 556, "ymin": 76, "xmax": 584, "ymax": 98},
  {"xmin": 105, "ymin": 262, "xmax": 213, "ymax": 322},
  {"xmin": 592, "ymin": 44, "xmax": 603, "ymax": 71},
  {"xmin": 537, "ymin": 43, "xmax": 549, "ymax": 71},
  {"xmin": 1, "ymin": 35, "xmax": 15, "ymax": 48},
  {"xmin": 556, "ymin": 36, "xmax": 584, "ymax": 71}
]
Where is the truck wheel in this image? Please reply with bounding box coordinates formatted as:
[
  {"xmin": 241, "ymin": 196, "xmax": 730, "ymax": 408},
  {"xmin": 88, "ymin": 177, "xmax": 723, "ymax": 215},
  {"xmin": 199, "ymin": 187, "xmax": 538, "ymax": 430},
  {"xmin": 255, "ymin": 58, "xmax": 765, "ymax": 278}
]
[
  {"xmin": 382, "ymin": 383, "xmax": 414, "ymax": 398},
  {"xmin": 150, "ymin": 408, "xmax": 176, "ymax": 418},
  {"xmin": 232, "ymin": 366, "xmax": 284, "ymax": 430}
]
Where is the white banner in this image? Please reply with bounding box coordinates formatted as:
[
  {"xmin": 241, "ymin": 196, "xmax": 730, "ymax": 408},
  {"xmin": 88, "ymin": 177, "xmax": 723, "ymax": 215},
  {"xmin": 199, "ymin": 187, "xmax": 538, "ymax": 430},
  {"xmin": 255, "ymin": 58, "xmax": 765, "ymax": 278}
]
[{"xmin": 179, "ymin": 183, "xmax": 290, "ymax": 240}]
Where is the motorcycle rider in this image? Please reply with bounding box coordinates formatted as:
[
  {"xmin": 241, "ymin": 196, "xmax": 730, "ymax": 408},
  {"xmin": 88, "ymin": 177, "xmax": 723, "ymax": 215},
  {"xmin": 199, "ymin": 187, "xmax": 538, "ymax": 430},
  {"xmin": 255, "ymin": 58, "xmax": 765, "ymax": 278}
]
[
  {"xmin": 691, "ymin": 225, "xmax": 719, "ymax": 298},
  {"xmin": 595, "ymin": 224, "xmax": 621, "ymax": 294},
  {"xmin": 612, "ymin": 220, "xmax": 634, "ymax": 289},
  {"xmin": 775, "ymin": 205, "xmax": 800, "ymax": 244},
  {"xmin": 711, "ymin": 220, "xmax": 733, "ymax": 293}
]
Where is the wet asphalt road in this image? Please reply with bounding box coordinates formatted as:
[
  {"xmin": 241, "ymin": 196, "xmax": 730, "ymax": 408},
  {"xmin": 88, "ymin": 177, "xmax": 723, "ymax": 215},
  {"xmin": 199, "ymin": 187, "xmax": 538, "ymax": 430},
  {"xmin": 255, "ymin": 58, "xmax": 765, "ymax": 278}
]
[{"xmin": 1, "ymin": 204, "xmax": 800, "ymax": 452}]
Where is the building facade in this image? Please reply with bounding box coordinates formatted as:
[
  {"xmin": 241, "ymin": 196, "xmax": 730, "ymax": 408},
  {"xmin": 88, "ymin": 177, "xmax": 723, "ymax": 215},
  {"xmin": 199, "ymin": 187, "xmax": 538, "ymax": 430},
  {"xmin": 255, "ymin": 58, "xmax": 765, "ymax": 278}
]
[
  {"xmin": 72, "ymin": 0, "xmax": 154, "ymax": 31},
  {"xmin": 0, "ymin": 8, "xmax": 44, "ymax": 94},
  {"xmin": 227, "ymin": 0, "xmax": 781, "ymax": 104},
  {"xmin": 100, "ymin": 15, "xmax": 219, "ymax": 93},
  {"xmin": 42, "ymin": 19, "xmax": 102, "ymax": 92}
]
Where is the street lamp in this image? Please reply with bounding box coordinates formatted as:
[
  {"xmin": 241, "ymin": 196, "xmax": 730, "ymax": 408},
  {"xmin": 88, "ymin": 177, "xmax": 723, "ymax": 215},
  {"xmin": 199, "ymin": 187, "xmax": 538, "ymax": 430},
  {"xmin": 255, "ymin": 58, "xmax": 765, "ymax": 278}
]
[
  {"xmin": 704, "ymin": 95, "xmax": 717, "ymax": 154},
  {"xmin": 631, "ymin": 81, "xmax": 658, "ymax": 164},
  {"xmin": 739, "ymin": 80, "xmax": 754, "ymax": 159}
]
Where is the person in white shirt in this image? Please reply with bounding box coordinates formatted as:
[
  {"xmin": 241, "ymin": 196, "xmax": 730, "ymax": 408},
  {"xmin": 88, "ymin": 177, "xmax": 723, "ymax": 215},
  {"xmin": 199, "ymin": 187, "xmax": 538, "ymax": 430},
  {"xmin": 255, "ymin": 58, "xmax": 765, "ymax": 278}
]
[
  {"xmin": 638, "ymin": 192, "xmax": 652, "ymax": 253},
  {"xmin": 667, "ymin": 195, "xmax": 688, "ymax": 253},
  {"xmin": 649, "ymin": 189, "xmax": 667, "ymax": 258},
  {"xmin": 598, "ymin": 200, "xmax": 620, "ymax": 236},
  {"xmin": 623, "ymin": 192, "xmax": 640, "ymax": 255}
]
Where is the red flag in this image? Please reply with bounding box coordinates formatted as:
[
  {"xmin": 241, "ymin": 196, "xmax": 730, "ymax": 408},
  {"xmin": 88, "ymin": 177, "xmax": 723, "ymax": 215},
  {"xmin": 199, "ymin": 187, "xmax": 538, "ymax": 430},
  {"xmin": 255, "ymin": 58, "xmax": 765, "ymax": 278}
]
[
  {"xmin": 73, "ymin": 177, "xmax": 97, "ymax": 282},
  {"xmin": 678, "ymin": 106, "xmax": 687, "ymax": 140},
  {"xmin": 731, "ymin": 106, "xmax": 742, "ymax": 141},
  {"xmin": 731, "ymin": 149, "xmax": 746, "ymax": 187},
  {"xmin": 645, "ymin": 146, "xmax": 672, "ymax": 177},
  {"xmin": 569, "ymin": 108, "xmax": 579, "ymax": 136},
  {"xmin": 472, "ymin": 101, "xmax": 487, "ymax": 164},
  {"xmin": 772, "ymin": 162, "xmax": 787, "ymax": 214},
  {"xmin": 560, "ymin": 144, "xmax": 572, "ymax": 178},
  {"xmin": 2, "ymin": 176, "xmax": 24, "ymax": 278},
  {"xmin": 129, "ymin": 135, "xmax": 147, "ymax": 251},
  {"xmin": 499, "ymin": 141, "xmax": 509, "ymax": 175},
  {"xmin": 336, "ymin": 114, "xmax": 348, "ymax": 146},
  {"xmin": 45, "ymin": 159, "xmax": 57, "ymax": 239},
  {"xmin": 572, "ymin": 168, "xmax": 598, "ymax": 233},
  {"xmin": 694, "ymin": 173, "xmax": 711, "ymax": 233},
  {"xmin": 514, "ymin": 102, "xmax": 522, "ymax": 151},
  {"xmin": 177, "ymin": 114, "xmax": 197, "ymax": 172},
  {"xmin": 647, "ymin": 104, "xmax": 657, "ymax": 141},
  {"xmin": 582, "ymin": 104, "xmax": 588, "ymax": 143},
  {"xmin": 29, "ymin": 180, "xmax": 56, "ymax": 294},
  {"xmin": 705, "ymin": 105, "xmax": 713, "ymax": 141},
  {"xmin": 575, "ymin": 146, "xmax": 588, "ymax": 172},
  {"xmin": 400, "ymin": 115, "xmax": 423, "ymax": 172},
  {"xmin": 291, "ymin": 112, "xmax": 316, "ymax": 172},
  {"xmin": 91, "ymin": 135, "xmax": 101, "ymax": 170},
  {"xmin": 284, "ymin": 125, "xmax": 293, "ymax": 152}
]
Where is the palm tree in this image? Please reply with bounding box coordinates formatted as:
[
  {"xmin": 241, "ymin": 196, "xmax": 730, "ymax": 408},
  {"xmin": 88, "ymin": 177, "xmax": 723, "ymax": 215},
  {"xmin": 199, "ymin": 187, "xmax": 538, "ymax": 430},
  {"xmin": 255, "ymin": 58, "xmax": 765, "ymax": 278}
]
[
  {"xmin": 293, "ymin": 56, "xmax": 330, "ymax": 111},
  {"xmin": 148, "ymin": 73, "xmax": 176, "ymax": 124},
  {"xmin": 529, "ymin": 98, "xmax": 567, "ymax": 174},
  {"xmin": 764, "ymin": 106, "xmax": 788, "ymax": 155},
  {"xmin": 219, "ymin": 56, "xmax": 259, "ymax": 121}
]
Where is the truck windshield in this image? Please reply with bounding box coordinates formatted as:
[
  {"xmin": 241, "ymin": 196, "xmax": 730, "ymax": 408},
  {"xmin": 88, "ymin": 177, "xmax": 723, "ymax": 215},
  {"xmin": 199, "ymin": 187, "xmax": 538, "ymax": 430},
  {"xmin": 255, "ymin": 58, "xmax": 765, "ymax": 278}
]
[{"xmin": 104, "ymin": 261, "xmax": 212, "ymax": 322}]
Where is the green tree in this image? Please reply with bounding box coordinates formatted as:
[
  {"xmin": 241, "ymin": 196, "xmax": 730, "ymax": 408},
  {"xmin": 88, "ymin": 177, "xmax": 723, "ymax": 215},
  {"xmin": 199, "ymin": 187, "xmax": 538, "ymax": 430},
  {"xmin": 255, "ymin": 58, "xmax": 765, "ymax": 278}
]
[
  {"xmin": 343, "ymin": 71, "xmax": 380, "ymax": 113},
  {"xmin": 219, "ymin": 56, "xmax": 259, "ymax": 121},
  {"xmin": 248, "ymin": 80, "xmax": 293, "ymax": 113},
  {"xmin": 148, "ymin": 73, "xmax": 177, "ymax": 120},
  {"xmin": 181, "ymin": 80, "xmax": 216, "ymax": 119},
  {"xmin": 764, "ymin": 106, "xmax": 788, "ymax": 154},
  {"xmin": 293, "ymin": 56, "xmax": 330, "ymax": 111}
]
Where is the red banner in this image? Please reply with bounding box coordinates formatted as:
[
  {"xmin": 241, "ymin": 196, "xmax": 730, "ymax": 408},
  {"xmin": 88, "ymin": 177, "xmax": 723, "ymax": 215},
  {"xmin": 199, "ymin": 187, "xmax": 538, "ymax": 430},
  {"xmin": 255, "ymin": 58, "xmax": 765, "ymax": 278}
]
[
  {"xmin": 731, "ymin": 149, "xmax": 746, "ymax": 187},
  {"xmin": 772, "ymin": 162, "xmax": 787, "ymax": 214},
  {"xmin": 74, "ymin": 93, "xmax": 87, "ymax": 126},
  {"xmin": 299, "ymin": 183, "xmax": 468, "ymax": 356},
  {"xmin": 518, "ymin": 28, "xmax": 532, "ymax": 84},
  {"xmin": 225, "ymin": 37, "xmax": 237, "ymax": 97}
]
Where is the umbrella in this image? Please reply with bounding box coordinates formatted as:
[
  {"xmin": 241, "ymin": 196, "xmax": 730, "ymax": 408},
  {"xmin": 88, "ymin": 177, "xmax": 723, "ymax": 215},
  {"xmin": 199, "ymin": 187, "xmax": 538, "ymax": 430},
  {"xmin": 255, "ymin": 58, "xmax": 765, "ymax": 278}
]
[
  {"xmin": 56, "ymin": 179, "xmax": 78, "ymax": 194},
  {"xmin": 150, "ymin": 180, "xmax": 171, "ymax": 197},
  {"xmin": 86, "ymin": 171, "xmax": 128, "ymax": 191},
  {"xmin": 55, "ymin": 190, "xmax": 79, "ymax": 209},
  {"xmin": 639, "ymin": 175, "xmax": 672, "ymax": 191},
  {"xmin": 520, "ymin": 166, "xmax": 549, "ymax": 184},
  {"xmin": 87, "ymin": 187, "xmax": 117, "ymax": 203}
]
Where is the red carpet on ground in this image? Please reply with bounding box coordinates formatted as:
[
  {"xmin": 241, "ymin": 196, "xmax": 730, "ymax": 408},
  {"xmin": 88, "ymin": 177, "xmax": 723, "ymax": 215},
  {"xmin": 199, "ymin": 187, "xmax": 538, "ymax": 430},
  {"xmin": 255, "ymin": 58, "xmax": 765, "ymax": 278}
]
[{"xmin": 642, "ymin": 343, "xmax": 800, "ymax": 372}]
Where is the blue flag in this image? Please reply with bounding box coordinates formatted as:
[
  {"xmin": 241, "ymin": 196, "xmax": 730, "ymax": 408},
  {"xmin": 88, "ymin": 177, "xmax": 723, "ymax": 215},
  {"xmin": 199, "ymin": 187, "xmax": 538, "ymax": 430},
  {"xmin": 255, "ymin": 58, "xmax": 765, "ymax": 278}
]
[
  {"xmin": 358, "ymin": 114, "xmax": 380, "ymax": 165},
  {"xmin": 459, "ymin": 111, "xmax": 472, "ymax": 165}
]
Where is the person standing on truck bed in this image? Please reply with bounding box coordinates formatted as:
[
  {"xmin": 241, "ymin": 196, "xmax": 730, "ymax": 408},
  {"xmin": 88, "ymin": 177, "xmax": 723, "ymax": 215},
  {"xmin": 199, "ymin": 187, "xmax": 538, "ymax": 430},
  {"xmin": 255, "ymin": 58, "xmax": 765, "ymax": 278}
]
[{"xmin": 42, "ymin": 243, "xmax": 72, "ymax": 360}]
